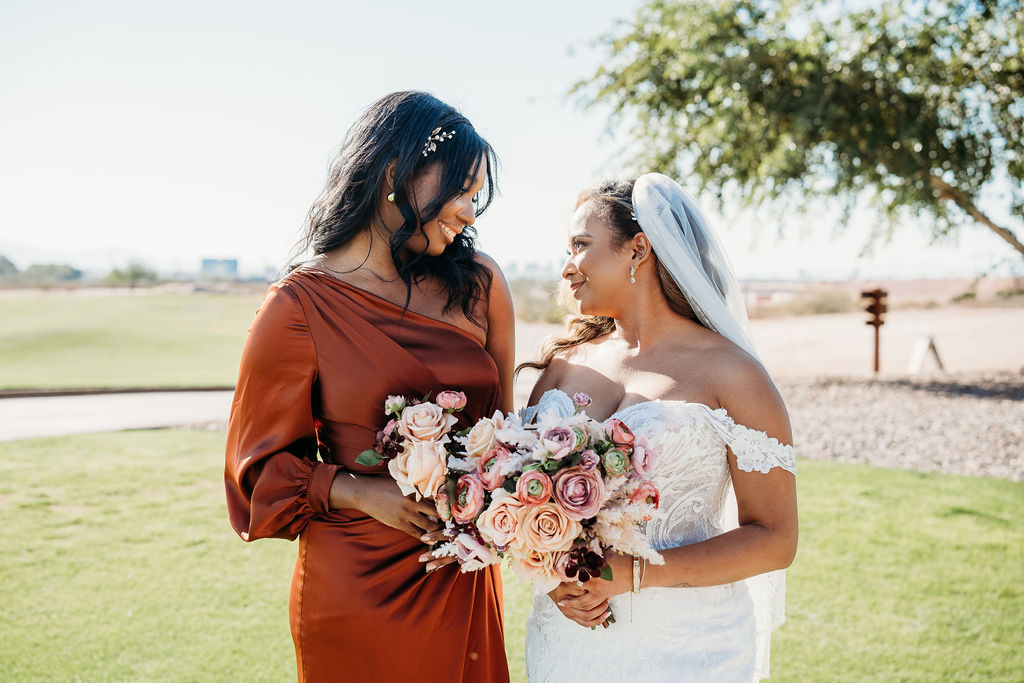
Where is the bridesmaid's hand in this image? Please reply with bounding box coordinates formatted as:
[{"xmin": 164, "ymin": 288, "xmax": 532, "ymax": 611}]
[
  {"xmin": 548, "ymin": 582, "xmax": 612, "ymax": 629},
  {"xmin": 351, "ymin": 476, "xmax": 442, "ymax": 540}
]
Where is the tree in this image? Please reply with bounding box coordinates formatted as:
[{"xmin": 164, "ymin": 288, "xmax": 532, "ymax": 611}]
[
  {"xmin": 574, "ymin": 0, "xmax": 1024, "ymax": 257},
  {"xmin": 0, "ymin": 255, "xmax": 18, "ymax": 279},
  {"xmin": 106, "ymin": 262, "xmax": 158, "ymax": 288}
]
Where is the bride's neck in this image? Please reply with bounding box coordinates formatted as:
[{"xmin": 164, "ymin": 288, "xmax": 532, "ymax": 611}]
[{"xmin": 613, "ymin": 286, "xmax": 698, "ymax": 351}]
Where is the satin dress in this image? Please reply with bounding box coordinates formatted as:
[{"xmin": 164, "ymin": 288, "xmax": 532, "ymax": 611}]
[{"xmin": 225, "ymin": 269, "xmax": 509, "ymax": 683}]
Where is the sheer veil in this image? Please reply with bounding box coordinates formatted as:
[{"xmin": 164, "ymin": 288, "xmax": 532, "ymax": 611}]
[{"xmin": 632, "ymin": 173, "xmax": 786, "ymax": 678}]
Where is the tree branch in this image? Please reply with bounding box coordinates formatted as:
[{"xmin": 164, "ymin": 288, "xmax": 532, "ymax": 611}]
[{"xmin": 929, "ymin": 175, "xmax": 1024, "ymax": 258}]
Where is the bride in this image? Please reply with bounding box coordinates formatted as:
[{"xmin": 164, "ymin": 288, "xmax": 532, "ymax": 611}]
[{"xmin": 521, "ymin": 174, "xmax": 798, "ymax": 682}]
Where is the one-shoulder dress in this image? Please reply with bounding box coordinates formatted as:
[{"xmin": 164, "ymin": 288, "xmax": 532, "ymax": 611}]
[{"xmin": 225, "ymin": 269, "xmax": 509, "ymax": 683}]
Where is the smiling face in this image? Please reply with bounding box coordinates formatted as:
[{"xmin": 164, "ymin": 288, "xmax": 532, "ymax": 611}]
[
  {"xmin": 561, "ymin": 201, "xmax": 636, "ymax": 317},
  {"xmin": 401, "ymin": 155, "xmax": 488, "ymax": 257}
]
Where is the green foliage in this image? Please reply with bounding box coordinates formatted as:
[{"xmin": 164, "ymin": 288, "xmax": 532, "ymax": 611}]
[
  {"xmin": 0, "ymin": 254, "xmax": 18, "ymax": 278},
  {"xmin": 576, "ymin": 0, "xmax": 1024, "ymax": 256},
  {"xmin": 18, "ymin": 263, "xmax": 82, "ymax": 284},
  {"xmin": 106, "ymin": 261, "xmax": 159, "ymax": 288},
  {"xmin": 1, "ymin": 431, "xmax": 1020, "ymax": 680}
]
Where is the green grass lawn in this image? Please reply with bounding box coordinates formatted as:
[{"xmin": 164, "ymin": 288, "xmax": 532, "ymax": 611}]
[
  {"xmin": 0, "ymin": 292, "xmax": 264, "ymax": 389},
  {"xmin": 0, "ymin": 430, "xmax": 1020, "ymax": 681}
]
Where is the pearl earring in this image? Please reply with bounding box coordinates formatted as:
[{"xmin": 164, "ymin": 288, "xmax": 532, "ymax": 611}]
[
  {"xmin": 630, "ymin": 264, "xmax": 637, "ymax": 284},
  {"xmin": 386, "ymin": 192, "xmax": 395, "ymax": 203}
]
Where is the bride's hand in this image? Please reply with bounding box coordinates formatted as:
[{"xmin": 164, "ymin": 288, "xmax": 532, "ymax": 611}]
[
  {"xmin": 548, "ymin": 582, "xmax": 612, "ymax": 629},
  {"xmin": 580, "ymin": 552, "xmax": 634, "ymax": 602}
]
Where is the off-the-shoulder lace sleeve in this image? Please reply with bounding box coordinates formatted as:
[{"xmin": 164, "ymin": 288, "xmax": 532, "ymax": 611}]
[
  {"xmin": 224, "ymin": 283, "xmax": 341, "ymax": 542},
  {"xmin": 702, "ymin": 407, "xmax": 797, "ymax": 475}
]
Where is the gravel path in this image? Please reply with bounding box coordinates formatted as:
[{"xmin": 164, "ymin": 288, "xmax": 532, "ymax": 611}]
[{"xmin": 778, "ymin": 372, "xmax": 1024, "ymax": 481}]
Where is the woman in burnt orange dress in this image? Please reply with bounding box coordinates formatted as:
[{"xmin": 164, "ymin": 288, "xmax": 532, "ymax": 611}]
[{"xmin": 225, "ymin": 91, "xmax": 514, "ymax": 682}]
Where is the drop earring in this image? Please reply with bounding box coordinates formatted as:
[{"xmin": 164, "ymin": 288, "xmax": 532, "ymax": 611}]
[
  {"xmin": 630, "ymin": 264, "xmax": 637, "ymax": 284},
  {"xmin": 386, "ymin": 192, "xmax": 395, "ymax": 202}
]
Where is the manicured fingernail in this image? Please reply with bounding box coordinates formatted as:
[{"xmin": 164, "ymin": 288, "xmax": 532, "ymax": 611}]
[
  {"xmin": 420, "ymin": 534, "xmax": 430, "ymax": 542},
  {"xmin": 557, "ymin": 601, "xmax": 565, "ymax": 607},
  {"xmin": 418, "ymin": 553, "xmax": 429, "ymax": 562},
  {"xmin": 426, "ymin": 564, "xmax": 435, "ymax": 572}
]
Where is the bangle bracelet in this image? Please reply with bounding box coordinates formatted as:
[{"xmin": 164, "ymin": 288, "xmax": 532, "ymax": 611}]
[{"xmin": 632, "ymin": 555, "xmax": 641, "ymax": 593}]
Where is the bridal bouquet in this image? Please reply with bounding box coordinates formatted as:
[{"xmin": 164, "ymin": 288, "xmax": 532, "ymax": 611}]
[{"xmin": 358, "ymin": 390, "xmax": 663, "ymax": 593}]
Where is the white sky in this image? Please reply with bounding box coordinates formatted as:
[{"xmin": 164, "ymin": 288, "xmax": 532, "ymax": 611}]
[{"xmin": 1, "ymin": 0, "xmax": 1019, "ymax": 280}]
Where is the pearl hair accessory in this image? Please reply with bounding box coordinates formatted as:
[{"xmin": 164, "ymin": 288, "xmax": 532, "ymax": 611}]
[{"xmin": 422, "ymin": 127, "xmax": 456, "ymax": 157}]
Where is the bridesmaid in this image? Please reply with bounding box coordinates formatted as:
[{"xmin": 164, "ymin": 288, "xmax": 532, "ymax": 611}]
[{"xmin": 225, "ymin": 91, "xmax": 514, "ymax": 682}]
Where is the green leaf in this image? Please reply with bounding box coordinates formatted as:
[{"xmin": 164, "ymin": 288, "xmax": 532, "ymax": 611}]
[
  {"xmin": 502, "ymin": 478, "xmax": 518, "ymax": 494},
  {"xmin": 600, "ymin": 565, "xmax": 614, "ymax": 582},
  {"xmin": 354, "ymin": 449, "xmax": 383, "ymax": 467}
]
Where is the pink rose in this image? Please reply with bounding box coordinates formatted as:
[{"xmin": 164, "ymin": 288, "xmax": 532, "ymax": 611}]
[
  {"xmin": 552, "ymin": 550, "xmax": 574, "ymax": 583},
  {"xmin": 579, "ymin": 449, "xmax": 600, "ymax": 471},
  {"xmin": 453, "ymin": 532, "xmax": 498, "ymax": 567},
  {"xmin": 552, "ymin": 466, "xmax": 605, "ymax": 521},
  {"xmin": 463, "ymin": 414, "xmax": 501, "ymax": 458},
  {"xmin": 476, "ymin": 491, "xmax": 525, "ymax": 549},
  {"xmin": 451, "ymin": 474, "xmax": 486, "ymax": 523},
  {"xmin": 387, "ymin": 439, "xmax": 448, "ymax": 500},
  {"xmin": 436, "ymin": 390, "xmax": 467, "ymax": 412},
  {"xmin": 605, "ymin": 418, "xmax": 635, "ymax": 453},
  {"xmin": 630, "ymin": 435, "xmax": 658, "ymax": 479},
  {"xmin": 572, "ymin": 392, "xmax": 592, "ymax": 408},
  {"xmin": 518, "ymin": 502, "xmax": 581, "ymax": 553},
  {"xmin": 541, "ymin": 426, "xmax": 576, "ymax": 460},
  {"xmin": 629, "ymin": 481, "xmax": 660, "ymax": 509},
  {"xmin": 398, "ymin": 402, "xmax": 457, "ymax": 442},
  {"xmin": 516, "ymin": 469, "xmax": 553, "ymax": 506},
  {"xmin": 477, "ymin": 446, "xmax": 510, "ymax": 491}
]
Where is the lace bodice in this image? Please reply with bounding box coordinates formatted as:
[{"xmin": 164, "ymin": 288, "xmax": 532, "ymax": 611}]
[{"xmin": 523, "ymin": 390, "xmax": 796, "ymax": 682}]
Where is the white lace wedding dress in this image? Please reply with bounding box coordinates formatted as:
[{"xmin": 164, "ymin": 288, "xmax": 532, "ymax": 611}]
[{"xmin": 523, "ymin": 390, "xmax": 796, "ymax": 682}]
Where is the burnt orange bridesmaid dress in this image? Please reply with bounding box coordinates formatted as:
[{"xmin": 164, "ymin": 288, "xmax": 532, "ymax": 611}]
[{"xmin": 224, "ymin": 269, "xmax": 509, "ymax": 683}]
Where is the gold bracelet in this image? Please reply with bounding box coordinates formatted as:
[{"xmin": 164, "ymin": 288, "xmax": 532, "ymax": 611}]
[{"xmin": 632, "ymin": 555, "xmax": 641, "ymax": 593}]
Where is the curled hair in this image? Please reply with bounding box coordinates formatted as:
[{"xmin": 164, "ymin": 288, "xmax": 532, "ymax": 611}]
[
  {"xmin": 293, "ymin": 91, "xmax": 499, "ymax": 324},
  {"xmin": 518, "ymin": 179, "xmax": 699, "ymax": 375}
]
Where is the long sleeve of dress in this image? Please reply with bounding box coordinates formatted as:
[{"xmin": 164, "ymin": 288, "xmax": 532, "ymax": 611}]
[{"xmin": 224, "ymin": 283, "xmax": 341, "ymax": 541}]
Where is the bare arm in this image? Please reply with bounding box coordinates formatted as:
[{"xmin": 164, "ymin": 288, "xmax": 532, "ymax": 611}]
[
  {"xmin": 561, "ymin": 352, "xmax": 798, "ymax": 617},
  {"xmin": 477, "ymin": 252, "xmax": 516, "ymax": 414}
]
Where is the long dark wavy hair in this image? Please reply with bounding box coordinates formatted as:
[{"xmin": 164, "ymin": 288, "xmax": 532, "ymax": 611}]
[{"xmin": 294, "ymin": 91, "xmax": 499, "ymax": 324}]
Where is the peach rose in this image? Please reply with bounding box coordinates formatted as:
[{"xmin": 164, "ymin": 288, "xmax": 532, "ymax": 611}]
[
  {"xmin": 477, "ymin": 446, "xmax": 510, "ymax": 491},
  {"xmin": 516, "ymin": 469, "xmax": 553, "ymax": 506},
  {"xmin": 518, "ymin": 502, "xmax": 581, "ymax": 553},
  {"xmin": 398, "ymin": 402, "xmax": 458, "ymax": 442},
  {"xmin": 552, "ymin": 465, "xmax": 605, "ymax": 521},
  {"xmin": 436, "ymin": 390, "xmax": 467, "ymax": 412},
  {"xmin": 451, "ymin": 474, "xmax": 486, "ymax": 523},
  {"xmin": 387, "ymin": 438, "xmax": 448, "ymax": 500},
  {"xmin": 476, "ymin": 491, "xmax": 525, "ymax": 549},
  {"xmin": 511, "ymin": 548, "xmax": 560, "ymax": 593},
  {"xmin": 462, "ymin": 414, "xmax": 501, "ymax": 458}
]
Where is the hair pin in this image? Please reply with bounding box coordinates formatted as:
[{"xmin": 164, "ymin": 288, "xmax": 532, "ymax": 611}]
[{"xmin": 422, "ymin": 127, "xmax": 456, "ymax": 157}]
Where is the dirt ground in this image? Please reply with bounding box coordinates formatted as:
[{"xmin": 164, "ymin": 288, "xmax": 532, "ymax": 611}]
[{"xmin": 512, "ymin": 306, "xmax": 1024, "ymax": 396}]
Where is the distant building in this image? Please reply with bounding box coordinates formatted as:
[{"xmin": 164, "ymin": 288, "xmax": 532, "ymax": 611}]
[{"xmin": 201, "ymin": 258, "xmax": 238, "ymax": 280}]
